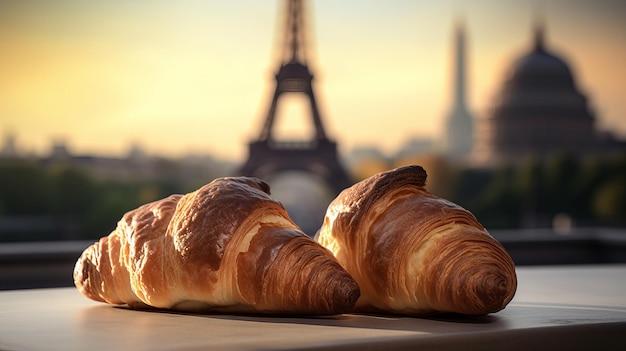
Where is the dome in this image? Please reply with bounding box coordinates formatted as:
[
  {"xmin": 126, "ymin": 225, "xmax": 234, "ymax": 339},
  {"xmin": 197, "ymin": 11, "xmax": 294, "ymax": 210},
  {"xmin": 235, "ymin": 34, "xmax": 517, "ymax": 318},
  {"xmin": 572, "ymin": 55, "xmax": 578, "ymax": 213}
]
[
  {"xmin": 504, "ymin": 26, "xmax": 576, "ymax": 91},
  {"xmin": 510, "ymin": 49, "xmax": 575, "ymax": 90},
  {"xmin": 493, "ymin": 24, "xmax": 591, "ymax": 118},
  {"xmin": 474, "ymin": 22, "xmax": 597, "ymax": 165}
]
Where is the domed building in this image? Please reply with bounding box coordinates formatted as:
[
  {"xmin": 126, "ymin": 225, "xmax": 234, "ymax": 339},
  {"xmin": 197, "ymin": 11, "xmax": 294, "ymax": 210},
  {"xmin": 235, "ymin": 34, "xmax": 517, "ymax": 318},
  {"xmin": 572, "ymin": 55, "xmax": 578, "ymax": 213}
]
[{"xmin": 475, "ymin": 24, "xmax": 596, "ymax": 164}]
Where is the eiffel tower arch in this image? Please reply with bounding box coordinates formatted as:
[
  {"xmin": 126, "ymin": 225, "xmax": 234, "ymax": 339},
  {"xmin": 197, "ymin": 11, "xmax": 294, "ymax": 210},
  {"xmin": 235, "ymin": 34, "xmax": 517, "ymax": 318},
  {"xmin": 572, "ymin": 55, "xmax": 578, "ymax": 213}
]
[{"xmin": 240, "ymin": 0, "xmax": 351, "ymax": 196}]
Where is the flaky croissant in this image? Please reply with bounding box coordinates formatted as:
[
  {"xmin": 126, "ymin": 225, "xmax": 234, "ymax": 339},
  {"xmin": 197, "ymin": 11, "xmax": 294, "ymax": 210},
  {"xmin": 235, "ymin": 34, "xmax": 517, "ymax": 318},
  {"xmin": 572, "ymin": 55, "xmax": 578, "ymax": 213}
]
[
  {"xmin": 74, "ymin": 176, "xmax": 359, "ymax": 315},
  {"xmin": 316, "ymin": 165, "xmax": 517, "ymax": 315}
]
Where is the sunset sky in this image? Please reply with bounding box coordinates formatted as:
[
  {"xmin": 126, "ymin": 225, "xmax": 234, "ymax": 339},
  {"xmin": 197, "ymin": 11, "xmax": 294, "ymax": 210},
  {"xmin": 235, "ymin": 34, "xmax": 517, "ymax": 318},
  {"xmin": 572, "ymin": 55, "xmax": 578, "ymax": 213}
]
[{"xmin": 1, "ymin": 0, "xmax": 625, "ymax": 162}]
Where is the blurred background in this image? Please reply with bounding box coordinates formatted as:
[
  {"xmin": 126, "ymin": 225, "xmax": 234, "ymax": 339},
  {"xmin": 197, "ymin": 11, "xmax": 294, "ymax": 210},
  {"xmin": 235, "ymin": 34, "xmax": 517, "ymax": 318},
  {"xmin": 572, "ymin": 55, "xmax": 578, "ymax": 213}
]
[{"xmin": 1, "ymin": 0, "xmax": 625, "ymax": 288}]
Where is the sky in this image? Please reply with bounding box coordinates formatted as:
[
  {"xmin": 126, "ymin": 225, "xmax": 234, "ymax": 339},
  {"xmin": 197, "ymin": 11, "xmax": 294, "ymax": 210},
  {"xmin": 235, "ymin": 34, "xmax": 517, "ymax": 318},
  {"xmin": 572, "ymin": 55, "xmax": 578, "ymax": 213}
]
[{"xmin": 1, "ymin": 0, "xmax": 625, "ymax": 162}]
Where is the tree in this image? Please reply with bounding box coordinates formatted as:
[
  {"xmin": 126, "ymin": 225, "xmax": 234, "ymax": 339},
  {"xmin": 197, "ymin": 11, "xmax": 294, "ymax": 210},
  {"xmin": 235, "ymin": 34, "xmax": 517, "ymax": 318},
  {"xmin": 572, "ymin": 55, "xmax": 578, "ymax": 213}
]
[{"xmin": 0, "ymin": 161, "xmax": 52, "ymax": 214}]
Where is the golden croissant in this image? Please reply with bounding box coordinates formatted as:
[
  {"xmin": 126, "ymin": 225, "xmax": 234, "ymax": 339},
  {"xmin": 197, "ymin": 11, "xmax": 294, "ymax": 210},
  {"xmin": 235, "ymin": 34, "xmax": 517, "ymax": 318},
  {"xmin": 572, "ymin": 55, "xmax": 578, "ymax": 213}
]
[
  {"xmin": 316, "ymin": 165, "xmax": 517, "ymax": 315},
  {"xmin": 74, "ymin": 176, "xmax": 360, "ymax": 315}
]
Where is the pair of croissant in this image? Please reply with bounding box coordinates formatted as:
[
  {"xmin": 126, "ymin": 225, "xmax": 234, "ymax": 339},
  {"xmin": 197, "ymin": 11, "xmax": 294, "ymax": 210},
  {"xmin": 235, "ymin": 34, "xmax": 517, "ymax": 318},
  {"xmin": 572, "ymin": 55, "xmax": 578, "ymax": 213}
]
[{"xmin": 74, "ymin": 165, "xmax": 517, "ymax": 316}]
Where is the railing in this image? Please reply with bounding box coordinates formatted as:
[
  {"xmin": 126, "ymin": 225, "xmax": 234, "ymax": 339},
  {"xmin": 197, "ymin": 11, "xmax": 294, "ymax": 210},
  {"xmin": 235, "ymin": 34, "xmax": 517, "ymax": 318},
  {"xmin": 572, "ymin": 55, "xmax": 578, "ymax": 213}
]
[{"xmin": 0, "ymin": 240, "xmax": 93, "ymax": 290}]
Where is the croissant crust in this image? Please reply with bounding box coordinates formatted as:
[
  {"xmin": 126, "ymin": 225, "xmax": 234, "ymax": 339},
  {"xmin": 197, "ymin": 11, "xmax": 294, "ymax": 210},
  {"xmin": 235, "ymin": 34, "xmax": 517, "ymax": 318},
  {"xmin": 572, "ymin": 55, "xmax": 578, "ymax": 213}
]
[
  {"xmin": 74, "ymin": 176, "xmax": 360, "ymax": 315},
  {"xmin": 316, "ymin": 165, "xmax": 517, "ymax": 315}
]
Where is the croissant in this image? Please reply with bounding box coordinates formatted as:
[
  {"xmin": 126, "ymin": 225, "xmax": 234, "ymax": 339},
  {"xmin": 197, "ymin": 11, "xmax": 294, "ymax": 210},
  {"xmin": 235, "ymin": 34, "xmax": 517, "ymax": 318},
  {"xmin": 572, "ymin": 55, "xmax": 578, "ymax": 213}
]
[
  {"xmin": 74, "ymin": 176, "xmax": 360, "ymax": 315},
  {"xmin": 316, "ymin": 165, "xmax": 517, "ymax": 315}
]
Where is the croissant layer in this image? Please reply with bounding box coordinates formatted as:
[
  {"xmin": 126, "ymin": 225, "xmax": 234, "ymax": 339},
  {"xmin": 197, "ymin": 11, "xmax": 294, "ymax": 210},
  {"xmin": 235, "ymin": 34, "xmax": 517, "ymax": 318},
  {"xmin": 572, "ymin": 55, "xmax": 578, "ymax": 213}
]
[
  {"xmin": 74, "ymin": 176, "xmax": 359, "ymax": 315},
  {"xmin": 316, "ymin": 165, "xmax": 517, "ymax": 315}
]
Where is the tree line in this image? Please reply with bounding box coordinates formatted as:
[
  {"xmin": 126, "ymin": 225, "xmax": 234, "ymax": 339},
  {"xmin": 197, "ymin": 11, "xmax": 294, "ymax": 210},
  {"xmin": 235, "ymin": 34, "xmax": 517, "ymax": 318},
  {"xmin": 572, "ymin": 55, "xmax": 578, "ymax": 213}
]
[
  {"xmin": 0, "ymin": 158, "xmax": 225, "ymax": 242},
  {"xmin": 441, "ymin": 152, "xmax": 626, "ymax": 229},
  {"xmin": 0, "ymin": 151, "xmax": 625, "ymax": 242}
]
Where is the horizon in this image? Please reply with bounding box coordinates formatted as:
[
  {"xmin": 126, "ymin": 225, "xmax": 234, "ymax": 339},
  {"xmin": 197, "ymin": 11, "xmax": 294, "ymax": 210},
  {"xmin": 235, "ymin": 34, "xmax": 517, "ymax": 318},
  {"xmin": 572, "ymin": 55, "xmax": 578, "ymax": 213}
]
[{"xmin": 2, "ymin": 0, "xmax": 625, "ymax": 163}]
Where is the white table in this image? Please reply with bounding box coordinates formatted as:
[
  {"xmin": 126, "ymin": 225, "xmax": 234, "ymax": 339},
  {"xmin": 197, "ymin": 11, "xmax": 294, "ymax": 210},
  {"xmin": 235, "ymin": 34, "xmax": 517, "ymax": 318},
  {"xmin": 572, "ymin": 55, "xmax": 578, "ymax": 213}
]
[{"xmin": 1, "ymin": 265, "xmax": 625, "ymax": 350}]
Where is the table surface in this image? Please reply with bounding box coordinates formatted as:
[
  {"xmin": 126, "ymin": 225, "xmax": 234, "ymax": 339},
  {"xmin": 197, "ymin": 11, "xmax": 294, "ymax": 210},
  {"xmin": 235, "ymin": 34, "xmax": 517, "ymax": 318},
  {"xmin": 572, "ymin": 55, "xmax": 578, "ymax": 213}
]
[{"xmin": 1, "ymin": 265, "xmax": 626, "ymax": 351}]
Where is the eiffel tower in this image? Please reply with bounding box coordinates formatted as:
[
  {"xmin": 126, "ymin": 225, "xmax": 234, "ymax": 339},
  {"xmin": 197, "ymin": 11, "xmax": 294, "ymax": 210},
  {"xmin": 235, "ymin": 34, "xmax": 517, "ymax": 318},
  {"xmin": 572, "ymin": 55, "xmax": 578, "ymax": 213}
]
[{"xmin": 240, "ymin": 0, "xmax": 351, "ymax": 195}]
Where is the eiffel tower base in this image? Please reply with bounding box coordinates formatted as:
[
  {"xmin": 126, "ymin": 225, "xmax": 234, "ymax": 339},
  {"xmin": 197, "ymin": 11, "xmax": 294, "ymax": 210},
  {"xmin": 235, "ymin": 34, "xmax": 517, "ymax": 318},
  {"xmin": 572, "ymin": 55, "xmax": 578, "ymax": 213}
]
[{"xmin": 239, "ymin": 139, "xmax": 352, "ymax": 197}]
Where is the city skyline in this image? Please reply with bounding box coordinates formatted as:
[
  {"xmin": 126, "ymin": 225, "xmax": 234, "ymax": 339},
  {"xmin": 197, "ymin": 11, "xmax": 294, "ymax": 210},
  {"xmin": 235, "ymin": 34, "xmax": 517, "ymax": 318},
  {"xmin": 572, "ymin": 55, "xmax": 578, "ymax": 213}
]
[{"xmin": 1, "ymin": 0, "xmax": 625, "ymax": 162}]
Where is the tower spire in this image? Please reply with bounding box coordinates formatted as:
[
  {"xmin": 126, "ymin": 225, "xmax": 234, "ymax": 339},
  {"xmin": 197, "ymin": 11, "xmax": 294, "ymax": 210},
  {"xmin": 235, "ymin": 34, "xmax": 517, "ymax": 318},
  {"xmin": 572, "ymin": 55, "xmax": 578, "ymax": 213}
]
[
  {"xmin": 443, "ymin": 18, "xmax": 474, "ymax": 159},
  {"xmin": 454, "ymin": 18, "xmax": 467, "ymax": 110},
  {"xmin": 533, "ymin": 17, "xmax": 546, "ymax": 51},
  {"xmin": 532, "ymin": 5, "xmax": 547, "ymax": 52},
  {"xmin": 283, "ymin": 0, "xmax": 306, "ymax": 63},
  {"xmin": 257, "ymin": 0, "xmax": 326, "ymax": 142}
]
